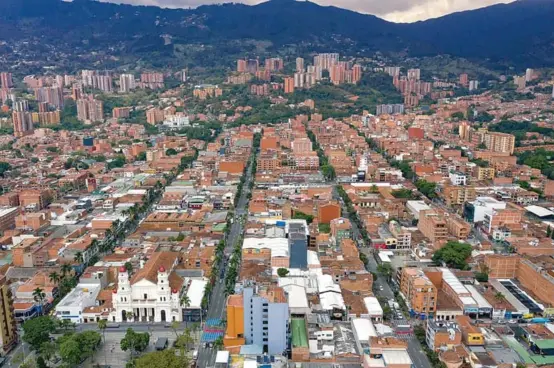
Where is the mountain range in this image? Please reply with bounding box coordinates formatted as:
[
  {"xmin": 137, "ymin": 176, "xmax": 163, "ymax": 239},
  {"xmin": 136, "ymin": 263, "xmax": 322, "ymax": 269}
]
[{"xmin": 1, "ymin": 0, "xmax": 554, "ymax": 68}]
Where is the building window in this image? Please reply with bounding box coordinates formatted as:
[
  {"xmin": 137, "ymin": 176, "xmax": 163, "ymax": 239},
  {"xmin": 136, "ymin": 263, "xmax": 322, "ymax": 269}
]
[{"xmin": 144, "ymin": 294, "xmax": 148, "ymax": 300}]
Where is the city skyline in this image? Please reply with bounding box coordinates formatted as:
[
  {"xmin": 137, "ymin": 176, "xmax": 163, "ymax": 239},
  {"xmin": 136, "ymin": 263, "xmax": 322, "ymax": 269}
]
[{"xmin": 97, "ymin": 0, "xmax": 514, "ymax": 22}]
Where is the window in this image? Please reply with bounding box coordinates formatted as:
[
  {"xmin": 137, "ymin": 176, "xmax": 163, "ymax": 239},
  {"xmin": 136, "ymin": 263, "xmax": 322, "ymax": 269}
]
[{"xmin": 144, "ymin": 294, "xmax": 148, "ymax": 300}]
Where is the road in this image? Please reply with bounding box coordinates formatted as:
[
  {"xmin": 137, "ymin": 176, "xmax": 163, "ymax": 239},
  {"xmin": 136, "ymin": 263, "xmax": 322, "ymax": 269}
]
[
  {"xmin": 196, "ymin": 154, "xmax": 255, "ymax": 368},
  {"xmin": 332, "ymin": 185, "xmax": 432, "ymax": 368}
]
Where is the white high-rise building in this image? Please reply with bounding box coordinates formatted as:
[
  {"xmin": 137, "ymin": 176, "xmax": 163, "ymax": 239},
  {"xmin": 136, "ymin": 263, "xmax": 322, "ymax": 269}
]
[
  {"xmin": 242, "ymin": 285, "xmax": 288, "ymax": 355},
  {"xmin": 294, "ymin": 72, "xmax": 305, "ymax": 88},
  {"xmin": 525, "ymin": 68, "xmax": 534, "ymax": 82},
  {"xmin": 119, "ymin": 74, "xmax": 136, "ymax": 93},
  {"xmin": 296, "ymin": 57, "xmax": 304, "ymax": 73}
]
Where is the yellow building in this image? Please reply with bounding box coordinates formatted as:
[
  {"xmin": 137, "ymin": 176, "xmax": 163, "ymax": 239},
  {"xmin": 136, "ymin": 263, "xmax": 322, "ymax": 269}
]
[
  {"xmin": 0, "ymin": 275, "xmax": 17, "ymax": 354},
  {"xmin": 224, "ymin": 294, "xmax": 245, "ymax": 348}
]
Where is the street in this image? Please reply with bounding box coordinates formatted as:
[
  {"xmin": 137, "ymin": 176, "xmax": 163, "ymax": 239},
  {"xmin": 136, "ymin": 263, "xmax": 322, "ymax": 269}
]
[
  {"xmin": 196, "ymin": 154, "xmax": 255, "ymax": 368},
  {"xmin": 332, "ymin": 185, "xmax": 432, "ymax": 368}
]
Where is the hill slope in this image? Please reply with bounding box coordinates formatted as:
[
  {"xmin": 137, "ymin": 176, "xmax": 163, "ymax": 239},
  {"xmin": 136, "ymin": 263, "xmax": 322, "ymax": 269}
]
[{"xmin": 1, "ymin": 0, "xmax": 554, "ymax": 67}]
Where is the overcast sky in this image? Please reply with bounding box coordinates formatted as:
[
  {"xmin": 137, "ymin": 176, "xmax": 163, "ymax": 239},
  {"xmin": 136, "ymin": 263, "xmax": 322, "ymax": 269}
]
[{"xmin": 98, "ymin": 0, "xmax": 515, "ymax": 22}]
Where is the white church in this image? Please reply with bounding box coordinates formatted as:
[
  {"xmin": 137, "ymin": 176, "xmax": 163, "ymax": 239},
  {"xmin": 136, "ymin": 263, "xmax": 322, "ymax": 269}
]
[{"xmin": 111, "ymin": 252, "xmax": 184, "ymax": 323}]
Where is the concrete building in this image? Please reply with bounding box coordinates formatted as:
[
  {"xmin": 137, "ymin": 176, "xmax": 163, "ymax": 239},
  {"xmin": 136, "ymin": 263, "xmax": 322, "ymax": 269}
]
[
  {"xmin": 0, "ymin": 72, "xmax": 13, "ymax": 89},
  {"xmin": 12, "ymin": 111, "xmax": 34, "ymax": 137},
  {"xmin": 119, "ymin": 74, "xmax": 136, "ymax": 93},
  {"xmin": 162, "ymin": 115, "xmax": 190, "ymax": 130},
  {"xmin": 400, "ymin": 268, "xmax": 437, "ymax": 319},
  {"xmin": 284, "ymin": 77, "xmax": 295, "ymax": 94},
  {"xmin": 463, "ymin": 196, "xmax": 506, "ymax": 223},
  {"xmin": 418, "ymin": 210, "xmax": 448, "ymax": 246},
  {"xmin": 296, "ymin": 57, "xmax": 304, "ymax": 73},
  {"xmin": 77, "ymin": 97, "xmax": 104, "ymax": 123},
  {"xmin": 0, "ymin": 207, "xmax": 19, "ymax": 231},
  {"xmin": 0, "ymin": 275, "xmax": 17, "ymax": 355},
  {"xmin": 426, "ymin": 319, "xmax": 462, "ymax": 351},
  {"xmin": 243, "ymin": 284, "xmax": 288, "ymax": 355}
]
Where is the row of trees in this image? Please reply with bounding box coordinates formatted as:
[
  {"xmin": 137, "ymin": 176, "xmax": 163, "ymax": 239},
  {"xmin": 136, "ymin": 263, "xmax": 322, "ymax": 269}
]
[{"xmin": 306, "ymin": 129, "xmax": 336, "ymax": 181}]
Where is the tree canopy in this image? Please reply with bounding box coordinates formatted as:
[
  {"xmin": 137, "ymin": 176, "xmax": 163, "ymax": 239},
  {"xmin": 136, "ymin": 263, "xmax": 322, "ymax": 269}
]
[
  {"xmin": 134, "ymin": 349, "xmax": 189, "ymax": 368},
  {"xmin": 22, "ymin": 316, "xmax": 56, "ymax": 350},
  {"xmin": 432, "ymin": 241, "xmax": 472, "ymax": 270}
]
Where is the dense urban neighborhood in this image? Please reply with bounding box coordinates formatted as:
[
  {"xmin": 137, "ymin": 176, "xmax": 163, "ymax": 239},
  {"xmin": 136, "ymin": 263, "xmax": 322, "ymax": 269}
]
[{"xmin": 1, "ymin": 2, "xmax": 554, "ymax": 367}]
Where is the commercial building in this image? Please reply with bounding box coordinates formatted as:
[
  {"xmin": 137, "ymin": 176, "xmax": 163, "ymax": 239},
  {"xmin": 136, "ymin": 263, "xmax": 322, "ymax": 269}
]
[
  {"xmin": 242, "ymin": 284, "xmax": 288, "ymax": 355},
  {"xmin": 162, "ymin": 115, "xmax": 190, "ymax": 130},
  {"xmin": 463, "ymin": 196, "xmax": 506, "ymax": 223}
]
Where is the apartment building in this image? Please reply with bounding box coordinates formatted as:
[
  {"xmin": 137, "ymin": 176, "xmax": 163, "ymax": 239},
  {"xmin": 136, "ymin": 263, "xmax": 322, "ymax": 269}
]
[
  {"xmin": 0, "ymin": 275, "xmax": 17, "ymax": 355},
  {"xmin": 418, "ymin": 210, "xmax": 448, "ymax": 247},
  {"xmin": 400, "ymin": 268, "xmax": 438, "ymax": 318},
  {"xmin": 441, "ymin": 185, "xmax": 477, "ymax": 206}
]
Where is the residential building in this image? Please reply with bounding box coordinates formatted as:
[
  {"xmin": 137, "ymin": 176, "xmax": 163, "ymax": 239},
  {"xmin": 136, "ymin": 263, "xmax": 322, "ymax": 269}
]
[
  {"xmin": 77, "ymin": 97, "xmax": 104, "ymax": 123},
  {"xmin": 442, "ymin": 185, "xmax": 476, "ymax": 206},
  {"xmin": 284, "ymin": 77, "xmax": 295, "ymax": 94},
  {"xmin": 12, "ymin": 111, "xmax": 34, "ymax": 137},
  {"xmin": 119, "ymin": 74, "xmax": 136, "ymax": 93},
  {"xmin": 330, "ymin": 218, "xmax": 352, "ymax": 247},
  {"xmin": 400, "ymin": 268, "xmax": 437, "ymax": 318},
  {"xmin": 426, "ymin": 320, "xmax": 462, "ymax": 351},
  {"xmin": 112, "ymin": 107, "xmax": 131, "ymax": 119},
  {"xmin": 482, "ymin": 132, "xmax": 516, "ymax": 155},
  {"xmin": 418, "ymin": 210, "xmax": 448, "ymax": 246},
  {"xmin": 0, "ymin": 275, "xmax": 17, "ymax": 354},
  {"xmin": 0, "ymin": 207, "xmax": 19, "ymax": 231},
  {"xmin": 0, "ymin": 72, "xmax": 13, "ymax": 89},
  {"xmin": 296, "ymin": 57, "xmax": 304, "ymax": 73}
]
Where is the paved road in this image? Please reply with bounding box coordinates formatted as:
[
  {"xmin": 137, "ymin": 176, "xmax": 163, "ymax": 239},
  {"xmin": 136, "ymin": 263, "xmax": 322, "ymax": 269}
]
[
  {"xmin": 196, "ymin": 155, "xmax": 255, "ymax": 368},
  {"xmin": 332, "ymin": 185, "xmax": 432, "ymax": 368}
]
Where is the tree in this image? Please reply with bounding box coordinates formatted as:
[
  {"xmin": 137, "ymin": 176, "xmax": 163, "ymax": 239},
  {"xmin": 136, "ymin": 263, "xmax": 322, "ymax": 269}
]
[
  {"xmin": 432, "ymin": 241, "xmax": 472, "ymax": 270},
  {"xmin": 74, "ymin": 251, "xmax": 84, "ymax": 264},
  {"xmin": 136, "ymin": 151, "xmax": 147, "ymax": 161},
  {"xmin": 494, "ymin": 292, "xmax": 507, "ymax": 303},
  {"xmin": 48, "ymin": 271, "xmax": 60, "ymax": 284},
  {"xmin": 60, "ymin": 263, "xmax": 72, "ymax": 278},
  {"xmin": 134, "ymin": 349, "xmax": 189, "ymax": 368},
  {"xmin": 292, "ymin": 210, "xmax": 314, "ymax": 224},
  {"xmin": 548, "ymin": 226, "xmax": 552, "ymax": 238},
  {"xmin": 39, "ymin": 341, "xmax": 57, "ymax": 362},
  {"xmin": 59, "ymin": 339, "xmax": 82, "ymax": 366},
  {"xmin": 0, "ymin": 162, "xmax": 12, "ymax": 177},
  {"xmin": 124, "ymin": 261, "xmax": 133, "ymax": 274},
  {"xmin": 175, "ymin": 328, "xmax": 194, "ymax": 357},
  {"xmin": 32, "ymin": 288, "xmax": 46, "ymax": 316},
  {"xmin": 98, "ymin": 319, "xmax": 108, "ymax": 367},
  {"xmin": 120, "ymin": 328, "xmax": 150, "ymax": 359},
  {"xmin": 277, "ymin": 268, "xmax": 289, "ymax": 277},
  {"xmin": 415, "ymin": 179, "xmax": 437, "ymax": 199},
  {"xmin": 377, "ymin": 263, "xmax": 392, "ymax": 280},
  {"xmin": 165, "ymin": 148, "xmax": 178, "ymax": 156},
  {"xmin": 180, "ymin": 294, "xmax": 191, "ymax": 308},
  {"xmin": 22, "ymin": 316, "xmax": 56, "ymax": 350},
  {"xmin": 213, "ymin": 335, "xmax": 224, "ymax": 351},
  {"xmin": 318, "ymin": 223, "xmax": 331, "ymax": 233}
]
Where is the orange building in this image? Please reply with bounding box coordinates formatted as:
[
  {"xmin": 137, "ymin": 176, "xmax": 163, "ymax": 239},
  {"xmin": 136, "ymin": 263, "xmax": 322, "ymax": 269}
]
[
  {"xmin": 15, "ymin": 212, "xmax": 49, "ymax": 231},
  {"xmin": 317, "ymin": 202, "xmax": 341, "ymax": 224},
  {"xmin": 19, "ymin": 189, "xmax": 53, "ymax": 210},
  {"xmin": 224, "ymin": 294, "xmax": 245, "ymax": 348},
  {"xmin": 260, "ymin": 137, "xmax": 278, "ymax": 151},
  {"xmin": 400, "ymin": 268, "xmax": 438, "ymax": 317},
  {"xmin": 219, "ymin": 161, "xmax": 245, "ymax": 174},
  {"xmin": 0, "ymin": 208, "xmax": 18, "ymax": 232},
  {"xmin": 284, "ymin": 77, "xmax": 295, "ymax": 94},
  {"xmin": 418, "ymin": 210, "xmax": 448, "ymax": 247}
]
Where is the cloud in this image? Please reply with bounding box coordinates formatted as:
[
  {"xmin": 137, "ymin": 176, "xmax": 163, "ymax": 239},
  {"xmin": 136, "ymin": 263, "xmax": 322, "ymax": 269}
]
[{"xmin": 97, "ymin": 0, "xmax": 515, "ymax": 22}]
